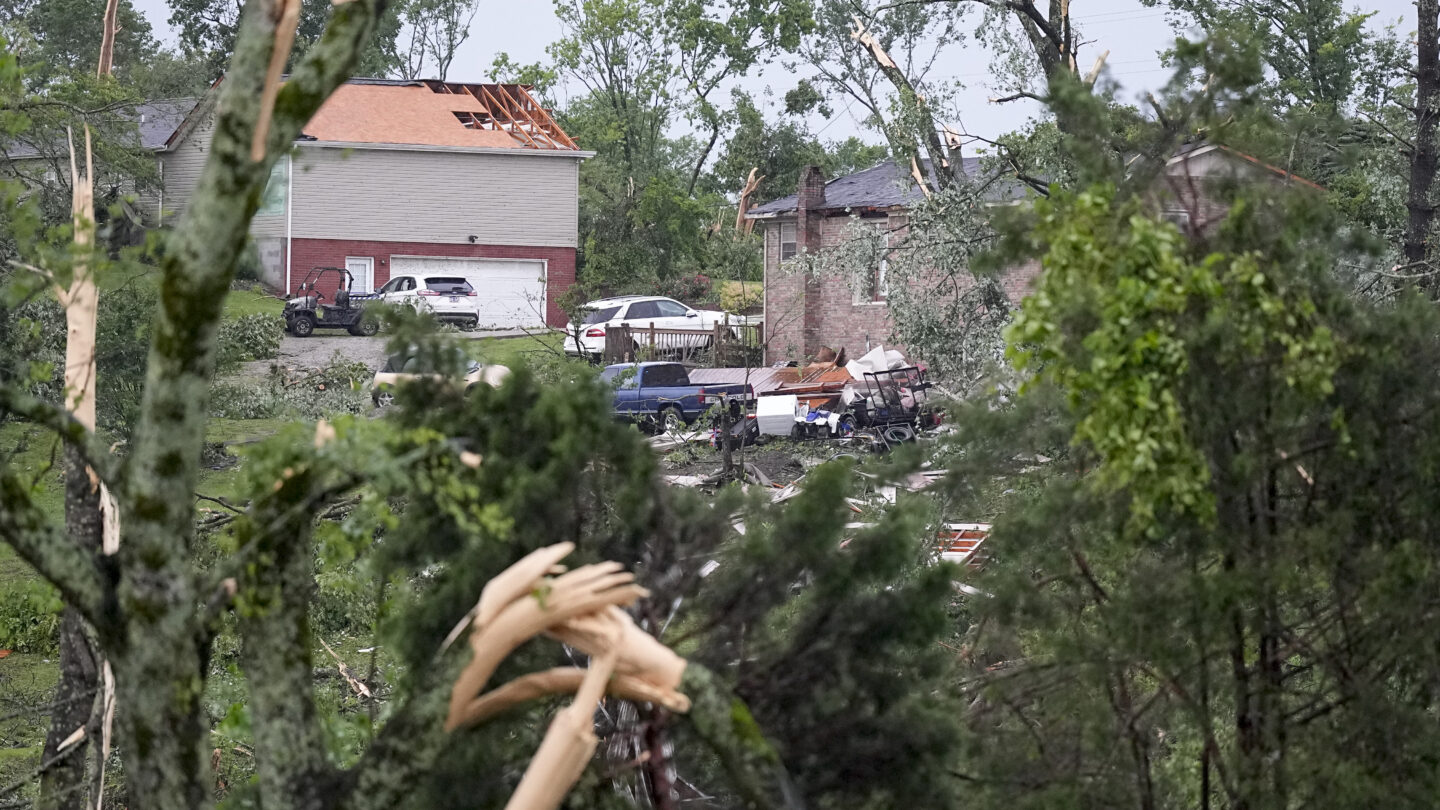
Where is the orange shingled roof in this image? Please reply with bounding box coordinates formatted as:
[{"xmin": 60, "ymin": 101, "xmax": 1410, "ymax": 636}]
[{"xmin": 298, "ymin": 82, "xmax": 577, "ymax": 150}]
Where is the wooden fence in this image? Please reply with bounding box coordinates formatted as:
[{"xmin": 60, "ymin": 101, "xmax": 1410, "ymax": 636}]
[{"xmin": 601, "ymin": 321, "xmax": 763, "ymax": 368}]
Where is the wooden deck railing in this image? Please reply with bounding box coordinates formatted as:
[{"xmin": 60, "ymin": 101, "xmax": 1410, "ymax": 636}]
[{"xmin": 600, "ymin": 320, "xmax": 763, "ymax": 367}]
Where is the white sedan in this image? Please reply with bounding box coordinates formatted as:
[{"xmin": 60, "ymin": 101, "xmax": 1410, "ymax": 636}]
[
  {"xmin": 375, "ymin": 274, "xmax": 480, "ymax": 329},
  {"xmin": 562, "ymin": 295, "xmax": 744, "ymax": 358}
]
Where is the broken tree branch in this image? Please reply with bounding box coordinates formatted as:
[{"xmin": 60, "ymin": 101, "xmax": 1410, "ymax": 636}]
[
  {"xmin": 251, "ymin": 0, "xmax": 303, "ymax": 162},
  {"xmin": 850, "ymin": 13, "xmax": 954, "ymax": 192},
  {"xmin": 0, "ymin": 474, "xmax": 108, "ymax": 629},
  {"xmin": 989, "ymin": 90, "xmax": 1046, "ymax": 105},
  {"xmin": 448, "ymin": 668, "xmax": 691, "ymax": 729},
  {"xmin": 504, "ymin": 632, "xmax": 620, "ymax": 810},
  {"xmin": 1083, "ymin": 49, "xmax": 1110, "ymax": 86},
  {"xmin": 445, "ymin": 547, "xmax": 651, "ymax": 731}
]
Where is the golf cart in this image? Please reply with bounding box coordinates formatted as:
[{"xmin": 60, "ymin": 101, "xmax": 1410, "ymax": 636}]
[{"xmin": 283, "ymin": 266, "xmax": 381, "ymax": 337}]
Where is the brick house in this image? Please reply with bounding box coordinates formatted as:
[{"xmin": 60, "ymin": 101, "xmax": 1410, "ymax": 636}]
[
  {"xmin": 158, "ymin": 78, "xmax": 590, "ymax": 328},
  {"xmin": 745, "ymin": 159, "xmax": 1026, "ymax": 364},
  {"xmin": 746, "ymin": 147, "xmax": 1319, "ymax": 365}
]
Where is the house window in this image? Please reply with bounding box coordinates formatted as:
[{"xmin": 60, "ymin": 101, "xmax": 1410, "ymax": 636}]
[
  {"xmin": 1162, "ymin": 210, "xmax": 1191, "ymax": 230},
  {"xmin": 854, "ymin": 223, "xmax": 890, "ymax": 306},
  {"xmin": 779, "ymin": 222, "xmax": 797, "ymax": 261}
]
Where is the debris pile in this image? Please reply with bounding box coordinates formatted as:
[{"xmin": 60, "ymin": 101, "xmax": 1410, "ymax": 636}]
[
  {"xmin": 646, "ymin": 345, "xmax": 992, "ymax": 587},
  {"xmin": 750, "ymin": 344, "xmax": 940, "ymax": 447}
]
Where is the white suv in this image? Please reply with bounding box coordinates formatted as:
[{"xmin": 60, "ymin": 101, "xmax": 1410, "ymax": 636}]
[
  {"xmin": 562, "ymin": 295, "xmax": 741, "ymax": 358},
  {"xmin": 375, "ymin": 274, "xmax": 479, "ymax": 329}
]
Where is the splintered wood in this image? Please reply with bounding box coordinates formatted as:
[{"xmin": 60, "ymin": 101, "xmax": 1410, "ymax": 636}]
[
  {"xmin": 736, "ymin": 167, "xmax": 764, "ymax": 233},
  {"xmin": 251, "ymin": 0, "xmax": 303, "ymax": 162},
  {"xmin": 849, "ymin": 15, "xmax": 896, "ymax": 69},
  {"xmin": 445, "ymin": 543, "xmax": 690, "ymax": 810}
]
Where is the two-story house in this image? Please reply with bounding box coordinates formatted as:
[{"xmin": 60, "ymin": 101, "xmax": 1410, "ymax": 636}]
[
  {"xmin": 159, "ymin": 78, "xmax": 590, "ymax": 329},
  {"xmin": 746, "ymin": 146, "xmax": 1320, "ymax": 365}
]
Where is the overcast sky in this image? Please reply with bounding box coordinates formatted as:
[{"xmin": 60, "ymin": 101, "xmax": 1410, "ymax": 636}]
[{"xmin": 129, "ymin": 0, "xmax": 1415, "ymax": 142}]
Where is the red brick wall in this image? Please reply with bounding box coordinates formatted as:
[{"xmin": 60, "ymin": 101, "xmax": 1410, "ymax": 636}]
[
  {"xmin": 761, "ymin": 213, "xmax": 1042, "ymax": 367},
  {"xmin": 763, "ymin": 221, "xmax": 807, "ymax": 362},
  {"xmin": 284, "ymin": 238, "xmax": 576, "ymax": 327}
]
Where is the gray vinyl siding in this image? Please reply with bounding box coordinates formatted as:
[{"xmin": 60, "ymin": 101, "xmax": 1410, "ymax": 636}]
[
  {"xmin": 160, "ymin": 105, "xmax": 286, "ymax": 235},
  {"xmin": 290, "ymin": 146, "xmax": 580, "ymax": 248},
  {"xmin": 160, "ymin": 108, "xmax": 581, "ymax": 246},
  {"xmin": 132, "ymin": 156, "xmax": 163, "ymax": 225},
  {"xmin": 158, "ymin": 105, "xmax": 213, "ymax": 224}
]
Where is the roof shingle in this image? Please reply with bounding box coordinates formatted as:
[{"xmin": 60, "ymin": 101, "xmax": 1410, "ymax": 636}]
[{"xmin": 747, "ymin": 157, "xmax": 1029, "ymax": 216}]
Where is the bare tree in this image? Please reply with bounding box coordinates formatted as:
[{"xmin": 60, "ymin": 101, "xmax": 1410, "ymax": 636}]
[{"xmin": 394, "ymin": 0, "xmax": 480, "ymax": 80}]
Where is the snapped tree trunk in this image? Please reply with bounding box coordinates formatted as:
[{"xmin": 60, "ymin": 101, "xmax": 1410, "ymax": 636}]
[
  {"xmin": 39, "ymin": 125, "xmax": 106, "ymax": 810},
  {"xmin": 850, "ymin": 15, "xmax": 955, "ymax": 193},
  {"xmin": 1406, "ymin": 0, "xmax": 1440, "ymax": 283}
]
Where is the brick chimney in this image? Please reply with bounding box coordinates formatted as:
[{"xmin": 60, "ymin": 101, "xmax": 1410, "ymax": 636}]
[
  {"xmin": 796, "ymin": 165, "xmax": 827, "ymax": 253},
  {"xmin": 795, "ymin": 165, "xmax": 827, "ymax": 357}
]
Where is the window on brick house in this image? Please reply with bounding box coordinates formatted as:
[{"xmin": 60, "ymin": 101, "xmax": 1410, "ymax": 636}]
[
  {"xmin": 1162, "ymin": 210, "xmax": 1191, "ymax": 230},
  {"xmin": 853, "ymin": 254, "xmax": 889, "ymax": 305},
  {"xmin": 854, "ymin": 223, "xmax": 890, "ymax": 305},
  {"xmin": 779, "ymin": 222, "xmax": 797, "ymax": 261}
]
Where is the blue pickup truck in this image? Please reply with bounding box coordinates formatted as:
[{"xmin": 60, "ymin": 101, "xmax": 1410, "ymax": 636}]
[{"xmin": 601, "ymin": 362, "xmax": 752, "ymax": 433}]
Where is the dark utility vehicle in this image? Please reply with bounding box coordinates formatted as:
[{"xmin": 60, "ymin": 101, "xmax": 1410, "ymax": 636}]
[{"xmin": 283, "ymin": 266, "xmax": 380, "ymax": 337}]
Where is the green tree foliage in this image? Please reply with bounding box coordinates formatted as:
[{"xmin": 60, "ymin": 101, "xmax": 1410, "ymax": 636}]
[
  {"xmin": 944, "ymin": 179, "xmax": 1440, "ymax": 810},
  {"xmin": 1147, "ymin": 2, "xmax": 1415, "ymax": 251},
  {"xmin": 0, "ymin": 0, "xmax": 158, "ymax": 85},
  {"xmin": 168, "ymin": 0, "xmax": 401, "ymax": 80},
  {"xmin": 546, "ymin": 0, "xmax": 831, "ymax": 296},
  {"xmin": 2, "ymin": 9, "xmax": 964, "ymax": 807},
  {"xmin": 389, "ymin": 0, "xmax": 477, "ymax": 81},
  {"xmin": 1146, "ymin": 0, "xmax": 1379, "ymax": 113},
  {"xmin": 709, "ymin": 89, "xmax": 887, "ymax": 204}
]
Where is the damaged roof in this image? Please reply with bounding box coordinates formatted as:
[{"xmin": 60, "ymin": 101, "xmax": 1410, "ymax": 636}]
[
  {"xmin": 747, "ymin": 157, "xmax": 1030, "ymax": 217},
  {"xmin": 164, "ymin": 78, "xmax": 580, "ymax": 153},
  {"xmin": 298, "ymin": 80, "xmax": 578, "ymax": 150}
]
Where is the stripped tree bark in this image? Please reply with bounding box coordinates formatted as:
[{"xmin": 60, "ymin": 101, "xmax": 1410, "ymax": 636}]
[{"xmin": 735, "ymin": 167, "xmax": 763, "ymax": 233}]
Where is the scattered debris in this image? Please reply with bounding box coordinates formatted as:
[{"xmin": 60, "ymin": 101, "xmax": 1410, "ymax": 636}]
[
  {"xmin": 756, "ymin": 394, "xmax": 799, "ymax": 436},
  {"xmin": 938, "ymin": 523, "xmax": 991, "ymax": 569},
  {"xmin": 661, "ymin": 475, "xmax": 711, "ymax": 488},
  {"xmin": 319, "ymin": 638, "xmax": 372, "ymax": 699}
]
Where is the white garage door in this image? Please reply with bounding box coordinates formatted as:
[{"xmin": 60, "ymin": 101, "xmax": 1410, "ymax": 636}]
[{"xmin": 390, "ymin": 256, "xmax": 547, "ymax": 328}]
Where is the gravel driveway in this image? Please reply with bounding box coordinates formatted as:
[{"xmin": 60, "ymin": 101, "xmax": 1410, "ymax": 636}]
[{"xmin": 278, "ymin": 333, "xmax": 390, "ymax": 371}]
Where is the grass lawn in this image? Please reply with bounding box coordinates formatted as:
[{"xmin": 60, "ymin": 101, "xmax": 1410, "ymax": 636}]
[
  {"xmin": 223, "ymin": 285, "xmax": 287, "ymax": 319},
  {"xmin": 471, "ymin": 332, "xmax": 566, "ymax": 368},
  {"xmin": 0, "ymin": 412, "xmax": 293, "ymax": 785},
  {"xmin": 97, "ymin": 263, "xmax": 284, "ymax": 321}
]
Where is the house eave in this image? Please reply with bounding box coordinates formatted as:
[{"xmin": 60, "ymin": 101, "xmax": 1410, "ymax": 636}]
[{"xmin": 294, "ymin": 140, "xmax": 594, "ymax": 159}]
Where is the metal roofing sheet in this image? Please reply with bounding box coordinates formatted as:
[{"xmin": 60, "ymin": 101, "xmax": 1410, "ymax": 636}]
[{"xmin": 688, "ymin": 367, "xmax": 789, "ymax": 395}]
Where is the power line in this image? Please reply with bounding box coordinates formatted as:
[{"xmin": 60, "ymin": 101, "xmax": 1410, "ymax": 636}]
[{"xmin": 1073, "ymin": 7, "xmax": 1171, "ymax": 22}]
